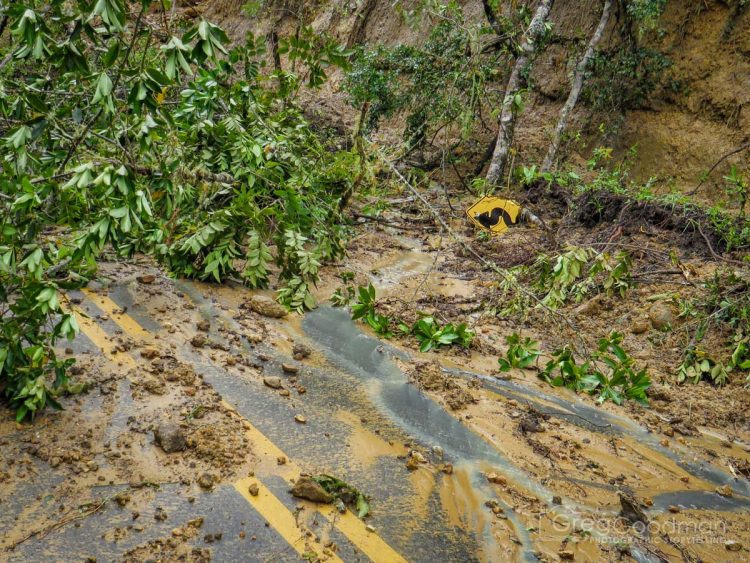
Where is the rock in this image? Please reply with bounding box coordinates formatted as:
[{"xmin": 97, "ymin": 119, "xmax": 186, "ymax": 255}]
[
  {"xmin": 668, "ymin": 505, "xmax": 680, "ymax": 513},
  {"xmin": 137, "ymin": 274, "xmax": 156, "ymax": 284},
  {"xmin": 558, "ymin": 550, "xmax": 575, "ymax": 560},
  {"xmin": 630, "ymin": 320, "xmax": 650, "ymax": 335},
  {"xmin": 716, "ymin": 485, "xmax": 733, "ymax": 497},
  {"xmin": 725, "ymin": 540, "xmax": 743, "ymax": 552},
  {"xmin": 292, "ymin": 343, "xmax": 311, "ymax": 360},
  {"xmin": 294, "ymin": 414, "xmax": 307, "ymax": 424},
  {"xmin": 663, "ymin": 426, "xmax": 674, "ymax": 437},
  {"xmin": 366, "ymin": 524, "xmax": 376, "ymax": 533},
  {"xmin": 246, "ymin": 295, "xmax": 288, "ymax": 318},
  {"xmin": 154, "ymin": 507, "xmax": 168, "ymax": 521},
  {"xmin": 190, "ymin": 335, "xmax": 206, "ymax": 348},
  {"xmin": 263, "ymin": 377, "xmax": 283, "ymax": 389},
  {"xmin": 410, "ymin": 451, "xmax": 427, "ymax": 464},
  {"xmin": 197, "ymin": 473, "xmax": 215, "ymax": 489},
  {"xmin": 648, "ymin": 302, "xmax": 674, "ymax": 331},
  {"xmin": 552, "ymin": 495, "xmax": 562, "ymax": 505},
  {"xmin": 277, "ymin": 456, "xmax": 287, "ymax": 465},
  {"xmin": 248, "ymin": 483, "xmax": 259, "ymax": 496},
  {"xmin": 154, "ymin": 423, "xmax": 187, "ymax": 453},
  {"xmin": 441, "ymin": 463, "xmax": 453, "ymax": 475},
  {"xmin": 281, "ymin": 363, "xmax": 299, "ymax": 374},
  {"xmin": 660, "ymin": 438, "xmax": 669, "ymax": 447},
  {"xmin": 290, "ymin": 476, "xmax": 333, "ymax": 503},
  {"xmin": 196, "ymin": 320, "xmax": 210, "ymax": 332},
  {"xmin": 432, "ymin": 446, "xmax": 444, "ymax": 459},
  {"xmin": 405, "ymin": 457, "xmax": 420, "ymax": 471}
]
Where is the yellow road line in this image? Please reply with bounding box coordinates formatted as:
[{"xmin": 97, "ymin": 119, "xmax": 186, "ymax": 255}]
[
  {"xmin": 72, "ymin": 293, "xmax": 340, "ymax": 562},
  {"xmin": 81, "ymin": 289, "xmax": 408, "ymax": 563}
]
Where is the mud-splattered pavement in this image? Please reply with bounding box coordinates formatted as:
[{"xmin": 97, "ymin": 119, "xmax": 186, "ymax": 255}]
[{"xmin": 1, "ymin": 227, "xmax": 750, "ymax": 562}]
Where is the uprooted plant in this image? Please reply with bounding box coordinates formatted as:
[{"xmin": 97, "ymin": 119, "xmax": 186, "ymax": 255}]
[
  {"xmin": 540, "ymin": 332, "xmax": 651, "ymax": 405},
  {"xmin": 337, "ymin": 283, "xmax": 475, "ymax": 352}
]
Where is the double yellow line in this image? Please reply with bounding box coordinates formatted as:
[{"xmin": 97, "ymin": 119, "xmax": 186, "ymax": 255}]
[{"xmin": 75, "ymin": 290, "xmax": 407, "ymax": 563}]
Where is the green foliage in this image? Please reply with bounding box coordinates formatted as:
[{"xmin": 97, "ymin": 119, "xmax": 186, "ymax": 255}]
[
  {"xmin": 406, "ymin": 317, "xmax": 474, "ymax": 353},
  {"xmin": 501, "ymin": 246, "xmax": 633, "ymax": 314},
  {"xmin": 723, "ymin": 165, "xmax": 748, "ymax": 218},
  {"xmin": 497, "ymin": 333, "xmax": 541, "ymax": 371},
  {"xmin": 344, "ymin": 4, "xmax": 505, "ymax": 149},
  {"xmin": 0, "ymin": 1, "xmax": 354, "ymax": 418},
  {"xmin": 311, "ymin": 474, "xmax": 370, "ymax": 519},
  {"xmin": 345, "ymin": 284, "xmax": 473, "ymax": 351},
  {"xmin": 585, "ymin": 46, "xmax": 671, "ymax": 112},
  {"xmin": 540, "ymin": 332, "xmax": 651, "ymax": 405},
  {"xmin": 677, "ymin": 270, "xmax": 750, "ymax": 386},
  {"xmin": 350, "ymin": 284, "xmax": 394, "ymax": 337}
]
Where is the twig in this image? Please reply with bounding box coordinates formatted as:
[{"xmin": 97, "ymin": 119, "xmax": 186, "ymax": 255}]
[
  {"xmin": 697, "ymin": 222, "xmax": 745, "ymax": 266},
  {"xmin": 5, "ymin": 496, "xmax": 111, "ymax": 551},
  {"xmin": 688, "ymin": 141, "xmax": 750, "ymax": 196}
]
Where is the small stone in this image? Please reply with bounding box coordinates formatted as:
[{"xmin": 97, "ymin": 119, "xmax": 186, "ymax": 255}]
[
  {"xmin": 294, "ymin": 414, "xmax": 307, "ymax": 424},
  {"xmin": 191, "ymin": 335, "xmax": 206, "ymax": 348},
  {"xmin": 154, "ymin": 508, "xmax": 168, "ymax": 521},
  {"xmin": 137, "ymin": 274, "xmax": 156, "ymax": 284},
  {"xmin": 630, "ymin": 320, "xmax": 650, "ymax": 335},
  {"xmin": 188, "ymin": 517, "xmax": 204, "ymax": 528},
  {"xmin": 663, "ymin": 426, "xmax": 674, "ymax": 437},
  {"xmin": 432, "ymin": 446, "xmax": 444, "ymax": 459},
  {"xmin": 154, "ymin": 423, "xmax": 187, "ymax": 453},
  {"xmin": 405, "ymin": 457, "xmax": 420, "ymax": 471},
  {"xmin": 366, "ymin": 525, "xmax": 376, "ymax": 533},
  {"xmin": 277, "ymin": 456, "xmax": 287, "ymax": 466},
  {"xmin": 281, "ymin": 363, "xmax": 299, "ymax": 374},
  {"xmin": 552, "ymin": 496, "xmax": 562, "ymax": 505},
  {"xmin": 716, "ymin": 485, "xmax": 733, "ymax": 497},
  {"xmin": 246, "ymin": 295, "xmax": 288, "ymax": 318},
  {"xmin": 668, "ymin": 505, "xmax": 680, "ymax": 513},
  {"xmin": 248, "ymin": 483, "xmax": 259, "ymax": 496},
  {"xmin": 279, "ymin": 389, "xmax": 291, "ymax": 397},
  {"xmin": 263, "ymin": 377, "xmax": 283, "ymax": 389},
  {"xmin": 660, "ymin": 438, "xmax": 669, "ymax": 447},
  {"xmin": 441, "ymin": 463, "xmax": 453, "ymax": 475},
  {"xmin": 290, "ymin": 476, "xmax": 333, "ymax": 503},
  {"xmin": 196, "ymin": 320, "xmax": 210, "ymax": 332},
  {"xmin": 292, "ymin": 343, "xmax": 311, "ymax": 360},
  {"xmin": 297, "ymin": 386, "xmax": 307, "ymax": 394},
  {"xmin": 725, "ymin": 540, "xmax": 743, "ymax": 552},
  {"xmin": 558, "ymin": 550, "xmax": 575, "ymax": 560}
]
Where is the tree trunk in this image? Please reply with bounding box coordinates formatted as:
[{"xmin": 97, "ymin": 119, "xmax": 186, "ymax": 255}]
[
  {"xmin": 485, "ymin": 0, "xmax": 555, "ymax": 187},
  {"xmin": 541, "ymin": 0, "xmax": 613, "ymax": 173}
]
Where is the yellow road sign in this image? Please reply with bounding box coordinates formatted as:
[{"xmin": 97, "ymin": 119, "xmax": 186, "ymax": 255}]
[{"xmin": 466, "ymin": 196, "xmax": 521, "ymax": 235}]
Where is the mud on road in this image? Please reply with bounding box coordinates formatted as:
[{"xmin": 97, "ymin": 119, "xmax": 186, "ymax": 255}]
[{"xmin": 1, "ymin": 224, "xmax": 750, "ymax": 563}]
